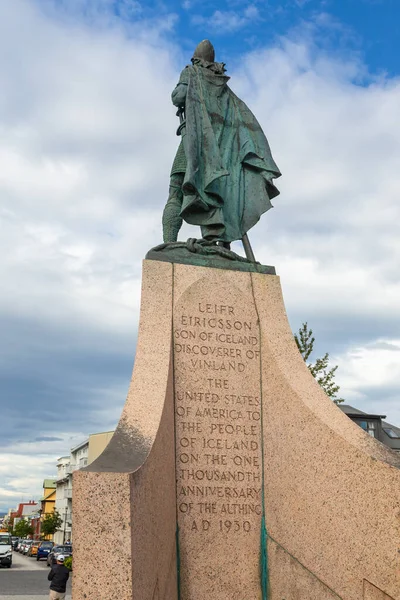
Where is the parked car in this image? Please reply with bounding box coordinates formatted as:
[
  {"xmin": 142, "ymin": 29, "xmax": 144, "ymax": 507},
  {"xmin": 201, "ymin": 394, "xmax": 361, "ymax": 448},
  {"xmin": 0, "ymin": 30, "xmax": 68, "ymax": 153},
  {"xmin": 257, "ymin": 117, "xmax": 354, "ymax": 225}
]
[
  {"xmin": 36, "ymin": 541, "xmax": 53, "ymax": 561},
  {"xmin": 0, "ymin": 533, "xmax": 12, "ymax": 568},
  {"xmin": 11, "ymin": 537, "xmax": 19, "ymax": 551},
  {"xmin": 19, "ymin": 539, "xmax": 30, "ymax": 553},
  {"xmin": 23, "ymin": 540, "xmax": 33, "ymax": 555},
  {"xmin": 46, "ymin": 545, "xmax": 72, "ymax": 566},
  {"xmin": 27, "ymin": 540, "xmax": 41, "ymax": 557}
]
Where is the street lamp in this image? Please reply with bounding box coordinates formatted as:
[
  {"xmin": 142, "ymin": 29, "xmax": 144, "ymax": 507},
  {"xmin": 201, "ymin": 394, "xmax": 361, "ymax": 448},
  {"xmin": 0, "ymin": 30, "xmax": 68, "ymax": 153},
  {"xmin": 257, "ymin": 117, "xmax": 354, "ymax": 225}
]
[{"xmin": 63, "ymin": 507, "xmax": 67, "ymax": 544}]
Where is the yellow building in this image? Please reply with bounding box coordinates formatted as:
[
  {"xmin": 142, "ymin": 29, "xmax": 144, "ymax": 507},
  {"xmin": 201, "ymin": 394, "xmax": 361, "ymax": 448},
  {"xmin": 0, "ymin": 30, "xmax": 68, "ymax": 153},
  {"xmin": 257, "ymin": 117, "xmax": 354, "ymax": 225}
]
[
  {"xmin": 40, "ymin": 479, "xmax": 57, "ymax": 539},
  {"xmin": 88, "ymin": 430, "xmax": 114, "ymax": 464}
]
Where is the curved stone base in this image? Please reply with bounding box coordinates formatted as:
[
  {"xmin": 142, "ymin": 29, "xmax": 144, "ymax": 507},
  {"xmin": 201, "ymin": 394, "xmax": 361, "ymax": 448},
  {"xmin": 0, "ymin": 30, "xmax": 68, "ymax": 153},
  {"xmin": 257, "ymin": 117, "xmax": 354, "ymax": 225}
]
[{"xmin": 72, "ymin": 260, "xmax": 400, "ymax": 600}]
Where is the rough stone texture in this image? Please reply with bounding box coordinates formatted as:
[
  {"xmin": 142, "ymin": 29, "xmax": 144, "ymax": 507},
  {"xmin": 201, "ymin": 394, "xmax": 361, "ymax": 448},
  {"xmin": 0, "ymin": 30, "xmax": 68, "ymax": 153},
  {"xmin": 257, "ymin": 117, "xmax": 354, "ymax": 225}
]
[
  {"xmin": 364, "ymin": 581, "xmax": 396, "ymax": 600},
  {"xmin": 73, "ymin": 260, "xmax": 400, "ymax": 600},
  {"xmin": 173, "ymin": 264, "xmax": 263, "ymax": 599},
  {"xmin": 73, "ymin": 472, "xmax": 133, "ymax": 598},
  {"xmin": 252, "ymin": 272, "xmax": 400, "ymax": 600},
  {"xmin": 267, "ymin": 538, "xmax": 342, "ymax": 599},
  {"xmin": 73, "ymin": 260, "xmax": 178, "ymax": 600}
]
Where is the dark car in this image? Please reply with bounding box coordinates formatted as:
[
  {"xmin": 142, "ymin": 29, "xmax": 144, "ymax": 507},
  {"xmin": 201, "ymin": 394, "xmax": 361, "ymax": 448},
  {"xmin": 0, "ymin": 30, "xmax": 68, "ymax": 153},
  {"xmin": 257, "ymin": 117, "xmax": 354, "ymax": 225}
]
[
  {"xmin": 11, "ymin": 537, "xmax": 19, "ymax": 550},
  {"xmin": 46, "ymin": 545, "xmax": 72, "ymax": 566},
  {"xmin": 36, "ymin": 541, "xmax": 53, "ymax": 561}
]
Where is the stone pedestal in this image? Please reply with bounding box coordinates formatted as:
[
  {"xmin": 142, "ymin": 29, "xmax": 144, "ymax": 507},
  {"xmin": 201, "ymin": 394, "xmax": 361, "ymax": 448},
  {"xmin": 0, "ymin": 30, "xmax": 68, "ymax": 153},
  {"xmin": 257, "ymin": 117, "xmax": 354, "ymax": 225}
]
[{"xmin": 73, "ymin": 260, "xmax": 400, "ymax": 600}]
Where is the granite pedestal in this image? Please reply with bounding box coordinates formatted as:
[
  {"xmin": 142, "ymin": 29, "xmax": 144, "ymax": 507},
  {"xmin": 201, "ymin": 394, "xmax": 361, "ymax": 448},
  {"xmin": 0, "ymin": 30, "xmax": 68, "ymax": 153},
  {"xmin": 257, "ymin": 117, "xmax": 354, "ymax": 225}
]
[{"xmin": 73, "ymin": 260, "xmax": 400, "ymax": 600}]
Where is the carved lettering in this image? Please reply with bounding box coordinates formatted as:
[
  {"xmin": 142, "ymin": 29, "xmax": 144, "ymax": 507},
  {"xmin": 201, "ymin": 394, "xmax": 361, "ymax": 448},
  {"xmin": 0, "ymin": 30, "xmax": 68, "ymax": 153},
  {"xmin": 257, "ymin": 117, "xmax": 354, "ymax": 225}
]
[{"xmin": 174, "ymin": 295, "xmax": 262, "ymax": 537}]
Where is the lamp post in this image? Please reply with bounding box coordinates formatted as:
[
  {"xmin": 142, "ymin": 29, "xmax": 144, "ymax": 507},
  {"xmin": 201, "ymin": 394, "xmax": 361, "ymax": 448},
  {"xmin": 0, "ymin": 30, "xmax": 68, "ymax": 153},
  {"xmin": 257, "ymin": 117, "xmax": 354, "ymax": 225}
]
[
  {"xmin": 37, "ymin": 509, "xmax": 42, "ymax": 540},
  {"xmin": 63, "ymin": 507, "xmax": 67, "ymax": 544}
]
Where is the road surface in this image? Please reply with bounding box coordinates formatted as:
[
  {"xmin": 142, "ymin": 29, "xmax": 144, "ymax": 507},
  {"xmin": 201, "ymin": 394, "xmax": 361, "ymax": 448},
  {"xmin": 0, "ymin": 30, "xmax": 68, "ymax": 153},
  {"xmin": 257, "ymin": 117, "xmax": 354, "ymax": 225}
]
[{"xmin": 0, "ymin": 550, "xmax": 71, "ymax": 599}]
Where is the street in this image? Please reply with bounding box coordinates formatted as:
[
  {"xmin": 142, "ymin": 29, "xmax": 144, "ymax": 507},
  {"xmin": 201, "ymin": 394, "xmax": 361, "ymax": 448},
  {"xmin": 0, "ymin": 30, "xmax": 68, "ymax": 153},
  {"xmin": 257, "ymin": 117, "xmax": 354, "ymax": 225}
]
[{"xmin": 0, "ymin": 551, "xmax": 71, "ymax": 599}]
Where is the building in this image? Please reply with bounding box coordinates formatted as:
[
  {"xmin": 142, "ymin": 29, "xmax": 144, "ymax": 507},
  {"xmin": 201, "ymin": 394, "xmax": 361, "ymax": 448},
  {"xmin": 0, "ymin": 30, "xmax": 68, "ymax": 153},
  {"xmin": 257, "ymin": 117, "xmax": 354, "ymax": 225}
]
[
  {"xmin": 54, "ymin": 440, "xmax": 88, "ymax": 545},
  {"xmin": 54, "ymin": 431, "xmax": 113, "ymax": 544},
  {"xmin": 54, "ymin": 456, "xmax": 72, "ymax": 545},
  {"xmin": 7, "ymin": 501, "xmax": 39, "ymax": 536},
  {"xmin": 39, "ymin": 479, "xmax": 57, "ymax": 539},
  {"xmin": 10, "ymin": 500, "xmax": 38, "ymax": 526},
  {"xmin": 41, "ymin": 479, "xmax": 57, "ymax": 516},
  {"xmin": 88, "ymin": 430, "xmax": 114, "ymax": 464},
  {"xmin": 339, "ymin": 404, "xmax": 400, "ymax": 451}
]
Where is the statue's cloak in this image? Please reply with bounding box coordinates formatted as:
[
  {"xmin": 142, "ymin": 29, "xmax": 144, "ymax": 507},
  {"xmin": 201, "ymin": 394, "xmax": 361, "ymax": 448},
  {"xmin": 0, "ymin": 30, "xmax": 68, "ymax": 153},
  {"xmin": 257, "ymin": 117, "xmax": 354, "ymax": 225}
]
[{"xmin": 180, "ymin": 64, "xmax": 281, "ymax": 242}]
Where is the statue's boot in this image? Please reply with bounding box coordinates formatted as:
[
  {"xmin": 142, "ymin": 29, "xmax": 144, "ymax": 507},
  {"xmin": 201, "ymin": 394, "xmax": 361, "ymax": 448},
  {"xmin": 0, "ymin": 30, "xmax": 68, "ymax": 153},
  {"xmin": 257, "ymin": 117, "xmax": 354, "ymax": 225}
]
[
  {"xmin": 218, "ymin": 241, "xmax": 231, "ymax": 250},
  {"xmin": 162, "ymin": 175, "xmax": 184, "ymax": 242}
]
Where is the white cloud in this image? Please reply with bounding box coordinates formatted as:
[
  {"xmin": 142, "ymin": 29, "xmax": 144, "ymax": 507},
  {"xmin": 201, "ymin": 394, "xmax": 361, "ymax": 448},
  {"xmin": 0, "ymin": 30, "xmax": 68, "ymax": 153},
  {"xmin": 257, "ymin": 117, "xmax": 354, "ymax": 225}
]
[
  {"xmin": 334, "ymin": 340, "xmax": 400, "ymax": 423},
  {"xmin": 244, "ymin": 5, "xmax": 259, "ymax": 20},
  {"xmin": 231, "ymin": 36, "xmax": 400, "ymax": 321},
  {"xmin": 192, "ymin": 6, "xmax": 260, "ymax": 33},
  {"xmin": 0, "ymin": 0, "xmax": 180, "ymax": 338}
]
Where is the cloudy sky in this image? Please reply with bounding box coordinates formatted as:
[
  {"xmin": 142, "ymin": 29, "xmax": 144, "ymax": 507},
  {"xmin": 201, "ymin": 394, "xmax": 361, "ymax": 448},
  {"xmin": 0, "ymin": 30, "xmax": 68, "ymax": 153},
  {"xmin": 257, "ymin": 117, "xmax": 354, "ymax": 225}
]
[{"xmin": 1, "ymin": 0, "xmax": 400, "ymax": 512}]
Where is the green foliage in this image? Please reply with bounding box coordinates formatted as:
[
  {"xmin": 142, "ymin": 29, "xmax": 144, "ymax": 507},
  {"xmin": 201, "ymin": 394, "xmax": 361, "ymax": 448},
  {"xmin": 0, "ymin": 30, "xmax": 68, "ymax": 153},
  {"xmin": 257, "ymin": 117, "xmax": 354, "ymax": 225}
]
[
  {"xmin": 295, "ymin": 322, "xmax": 344, "ymax": 404},
  {"xmin": 13, "ymin": 518, "xmax": 34, "ymax": 538},
  {"xmin": 64, "ymin": 556, "xmax": 73, "ymax": 570},
  {"xmin": 3, "ymin": 517, "xmax": 13, "ymax": 533},
  {"xmin": 41, "ymin": 510, "xmax": 63, "ymax": 537}
]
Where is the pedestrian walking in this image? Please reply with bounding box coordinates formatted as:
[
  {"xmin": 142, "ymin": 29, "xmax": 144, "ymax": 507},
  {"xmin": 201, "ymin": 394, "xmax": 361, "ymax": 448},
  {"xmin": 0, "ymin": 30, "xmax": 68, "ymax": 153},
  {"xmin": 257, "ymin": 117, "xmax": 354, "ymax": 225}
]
[{"xmin": 48, "ymin": 554, "xmax": 70, "ymax": 600}]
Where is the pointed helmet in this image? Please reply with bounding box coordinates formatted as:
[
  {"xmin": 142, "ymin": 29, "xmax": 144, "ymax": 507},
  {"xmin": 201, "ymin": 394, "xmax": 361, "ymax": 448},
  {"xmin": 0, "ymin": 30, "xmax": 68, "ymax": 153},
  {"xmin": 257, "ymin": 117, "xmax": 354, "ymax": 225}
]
[{"xmin": 192, "ymin": 39, "xmax": 215, "ymax": 63}]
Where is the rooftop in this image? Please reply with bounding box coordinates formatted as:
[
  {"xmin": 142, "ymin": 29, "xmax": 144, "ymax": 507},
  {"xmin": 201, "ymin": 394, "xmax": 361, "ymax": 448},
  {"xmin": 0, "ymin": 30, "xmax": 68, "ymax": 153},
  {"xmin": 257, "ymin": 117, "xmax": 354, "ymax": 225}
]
[
  {"xmin": 70, "ymin": 439, "xmax": 89, "ymax": 454},
  {"xmin": 339, "ymin": 404, "xmax": 400, "ymax": 443},
  {"xmin": 339, "ymin": 404, "xmax": 387, "ymax": 419},
  {"xmin": 43, "ymin": 478, "xmax": 57, "ymax": 489}
]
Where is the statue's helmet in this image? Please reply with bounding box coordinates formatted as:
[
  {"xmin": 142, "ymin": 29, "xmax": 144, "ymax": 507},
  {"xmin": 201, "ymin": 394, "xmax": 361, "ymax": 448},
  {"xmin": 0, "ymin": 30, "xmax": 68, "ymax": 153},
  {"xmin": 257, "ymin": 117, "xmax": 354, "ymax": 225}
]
[{"xmin": 192, "ymin": 40, "xmax": 215, "ymax": 63}]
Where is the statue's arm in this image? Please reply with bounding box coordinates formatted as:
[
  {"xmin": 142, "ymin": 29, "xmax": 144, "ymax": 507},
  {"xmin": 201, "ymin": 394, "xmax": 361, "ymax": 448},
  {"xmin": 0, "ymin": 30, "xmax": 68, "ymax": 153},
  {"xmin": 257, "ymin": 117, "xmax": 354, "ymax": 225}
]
[{"xmin": 171, "ymin": 67, "xmax": 190, "ymax": 108}]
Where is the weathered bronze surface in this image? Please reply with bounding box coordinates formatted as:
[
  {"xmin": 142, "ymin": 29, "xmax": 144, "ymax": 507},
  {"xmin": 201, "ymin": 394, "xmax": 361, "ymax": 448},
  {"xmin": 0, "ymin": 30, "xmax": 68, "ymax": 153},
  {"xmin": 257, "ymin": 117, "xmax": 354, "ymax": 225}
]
[
  {"xmin": 162, "ymin": 39, "xmax": 281, "ymax": 262},
  {"xmin": 146, "ymin": 239, "xmax": 276, "ymax": 274}
]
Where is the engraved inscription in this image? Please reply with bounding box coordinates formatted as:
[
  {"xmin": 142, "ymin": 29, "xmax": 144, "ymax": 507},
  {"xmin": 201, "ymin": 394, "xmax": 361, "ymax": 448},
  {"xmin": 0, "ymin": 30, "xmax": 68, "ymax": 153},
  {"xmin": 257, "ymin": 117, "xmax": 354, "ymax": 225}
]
[{"xmin": 174, "ymin": 298, "xmax": 262, "ymax": 537}]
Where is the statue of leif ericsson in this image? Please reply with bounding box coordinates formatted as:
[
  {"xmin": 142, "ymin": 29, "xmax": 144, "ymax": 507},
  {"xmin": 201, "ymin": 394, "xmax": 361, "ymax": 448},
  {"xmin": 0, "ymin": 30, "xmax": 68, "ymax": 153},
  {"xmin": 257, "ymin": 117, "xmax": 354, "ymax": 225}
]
[{"xmin": 162, "ymin": 40, "xmax": 281, "ymax": 261}]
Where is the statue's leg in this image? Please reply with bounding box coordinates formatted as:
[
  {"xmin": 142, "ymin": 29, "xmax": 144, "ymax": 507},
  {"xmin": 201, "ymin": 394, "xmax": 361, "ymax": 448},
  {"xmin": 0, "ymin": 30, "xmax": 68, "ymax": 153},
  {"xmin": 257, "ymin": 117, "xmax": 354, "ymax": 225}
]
[{"xmin": 162, "ymin": 173, "xmax": 184, "ymax": 243}]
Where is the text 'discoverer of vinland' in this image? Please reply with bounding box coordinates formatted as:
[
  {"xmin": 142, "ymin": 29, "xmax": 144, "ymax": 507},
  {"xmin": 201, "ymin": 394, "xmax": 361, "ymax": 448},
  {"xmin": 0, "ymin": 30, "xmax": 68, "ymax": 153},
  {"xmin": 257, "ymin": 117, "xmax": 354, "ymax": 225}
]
[{"xmin": 174, "ymin": 298, "xmax": 263, "ymax": 539}]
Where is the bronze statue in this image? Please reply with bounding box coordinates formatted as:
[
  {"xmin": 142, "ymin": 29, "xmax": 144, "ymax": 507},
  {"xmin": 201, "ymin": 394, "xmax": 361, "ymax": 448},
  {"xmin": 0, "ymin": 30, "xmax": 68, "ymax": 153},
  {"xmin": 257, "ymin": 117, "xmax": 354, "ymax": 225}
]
[{"xmin": 162, "ymin": 40, "xmax": 281, "ymax": 261}]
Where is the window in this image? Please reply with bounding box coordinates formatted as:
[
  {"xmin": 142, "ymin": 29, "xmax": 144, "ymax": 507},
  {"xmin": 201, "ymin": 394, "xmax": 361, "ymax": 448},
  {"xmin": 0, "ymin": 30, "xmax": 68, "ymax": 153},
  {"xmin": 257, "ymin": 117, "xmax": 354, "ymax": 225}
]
[
  {"xmin": 0, "ymin": 534, "xmax": 11, "ymax": 545},
  {"xmin": 383, "ymin": 427, "xmax": 400, "ymax": 439},
  {"xmin": 357, "ymin": 420, "xmax": 376, "ymax": 437}
]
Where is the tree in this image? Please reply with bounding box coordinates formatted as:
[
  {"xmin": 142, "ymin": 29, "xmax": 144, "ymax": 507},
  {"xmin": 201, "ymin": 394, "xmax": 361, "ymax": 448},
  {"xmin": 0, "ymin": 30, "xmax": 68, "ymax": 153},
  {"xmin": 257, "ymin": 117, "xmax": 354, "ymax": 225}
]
[
  {"xmin": 3, "ymin": 517, "xmax": 13, "ymax": 533},
  {"xmin": 295, "ymin": 322, "xmax": 344, "ymax": 404},
  {"xmin": 13, "ymin": 518, "xmax": 34, "ymax": 538},
  {"xmin": 41, "ymin": 510, "xmax": 62, "ymax": 538}
]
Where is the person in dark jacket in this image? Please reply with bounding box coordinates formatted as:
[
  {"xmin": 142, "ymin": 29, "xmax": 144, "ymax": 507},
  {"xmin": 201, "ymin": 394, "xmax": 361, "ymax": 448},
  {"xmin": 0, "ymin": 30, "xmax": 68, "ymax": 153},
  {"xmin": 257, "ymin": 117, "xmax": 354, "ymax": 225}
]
[{"xmin": 48, "ymin": 554, "xmax": 70, "ymax": 600}]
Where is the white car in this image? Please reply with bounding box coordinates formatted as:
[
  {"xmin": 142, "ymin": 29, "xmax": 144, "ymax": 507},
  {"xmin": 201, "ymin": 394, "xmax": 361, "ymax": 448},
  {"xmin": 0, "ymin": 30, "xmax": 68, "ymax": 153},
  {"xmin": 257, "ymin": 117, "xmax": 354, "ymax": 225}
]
[
  {"xmin": 0, "ymin": 533, "xmax": 12, "ymax": 568},
  {"xmin": 23, "ymin": 540, "xmax": 33, "ymax": 555},
  {"xmin": 18, "ymin": 539, "xmax": 29, "ymax": 553}
]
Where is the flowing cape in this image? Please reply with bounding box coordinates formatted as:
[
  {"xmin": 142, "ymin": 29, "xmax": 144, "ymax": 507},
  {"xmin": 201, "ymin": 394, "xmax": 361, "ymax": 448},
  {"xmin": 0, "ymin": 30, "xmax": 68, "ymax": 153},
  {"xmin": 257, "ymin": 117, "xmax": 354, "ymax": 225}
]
[{"xmin": 180, "ymin": 64, "xmax": 281, "ymax": 242}]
